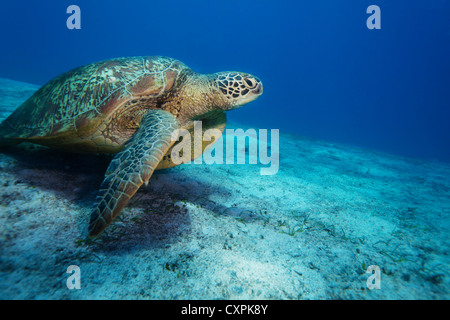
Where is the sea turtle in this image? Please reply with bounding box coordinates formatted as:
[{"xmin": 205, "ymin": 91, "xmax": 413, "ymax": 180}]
[{"xmin": 0, "ymin": 56, "xmax": 263, "ymax": 237}]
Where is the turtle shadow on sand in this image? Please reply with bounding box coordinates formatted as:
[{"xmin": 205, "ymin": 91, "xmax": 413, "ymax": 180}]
[
  {"xmin": 0, "ymin": 144, "xmax": 240, "ymax": 252},
  {"xmin": 1, "ymin": 144, "xmax": 110, "ymax": 205},
  {"xmin": 85, "ymin": 169, "xmax": 237, "ymax": 253}
]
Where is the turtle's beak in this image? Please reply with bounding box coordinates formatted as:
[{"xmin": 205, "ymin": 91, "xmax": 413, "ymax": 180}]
[
  {"xmin": 254, "ymin": 80, "xmax": 263, "ymax": 95},
  {"xmin": 235, "ymin": 77, "xmax": 263, "ymax": 106}
]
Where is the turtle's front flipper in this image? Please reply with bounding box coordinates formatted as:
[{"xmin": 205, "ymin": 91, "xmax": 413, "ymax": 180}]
[{"xmin": 88, "ymin": 110, "xmax": 178, "ymax": 238}]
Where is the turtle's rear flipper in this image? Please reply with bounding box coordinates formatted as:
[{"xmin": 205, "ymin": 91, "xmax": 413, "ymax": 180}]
[
  {"xmin": 0, "ymin": 137, "xmax": 20, "ymax": 148},
  {"xmin": 88, "ymin": 110, "xmax": 178, "ymax": 238},
  {"xmin": 0, "ymin": 121, "xmax": 21, "ymax": 148}
]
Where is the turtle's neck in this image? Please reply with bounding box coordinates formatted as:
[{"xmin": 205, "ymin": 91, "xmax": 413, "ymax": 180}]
[{"xmin": 174, "ymin": 73, "xmax": 228, "ymax": 126}]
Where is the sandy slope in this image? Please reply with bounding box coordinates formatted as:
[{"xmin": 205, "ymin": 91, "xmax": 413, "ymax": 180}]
[{"xmin": 0, "ymin": 78, "xmax": 449, "ymax": 299}]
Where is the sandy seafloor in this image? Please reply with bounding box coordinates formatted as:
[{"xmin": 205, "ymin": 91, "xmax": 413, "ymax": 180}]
[{"xmin": 0, "ymin": 77, "xmax": 449, "ymax": 300}]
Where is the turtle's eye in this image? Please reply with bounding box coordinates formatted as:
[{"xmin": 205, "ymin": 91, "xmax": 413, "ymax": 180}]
[{"xmin": 243, "ymin": 77, "xmax": 257, "ymax": 89}]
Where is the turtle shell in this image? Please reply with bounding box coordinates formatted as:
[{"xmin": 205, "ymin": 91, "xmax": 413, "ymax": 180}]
[{"xmin": 3, "ymin": 56, "xmax": 188, "ymax": 140}]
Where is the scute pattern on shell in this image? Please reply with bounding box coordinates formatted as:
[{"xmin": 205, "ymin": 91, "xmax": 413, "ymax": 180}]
[{"xmin": 3, "ymin": 56, "xmax": 187, "ymax": 138}]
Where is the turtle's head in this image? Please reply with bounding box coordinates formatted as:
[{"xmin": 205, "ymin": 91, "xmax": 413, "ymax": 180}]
[{"xmin": 214, "ymin": 72, "xmax": 263, "ymax": 110}]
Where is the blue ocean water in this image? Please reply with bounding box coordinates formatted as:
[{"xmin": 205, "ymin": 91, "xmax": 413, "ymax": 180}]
[{"xmin": 0, "ymin": 0, "xmax": 449, "ymax": 162}]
